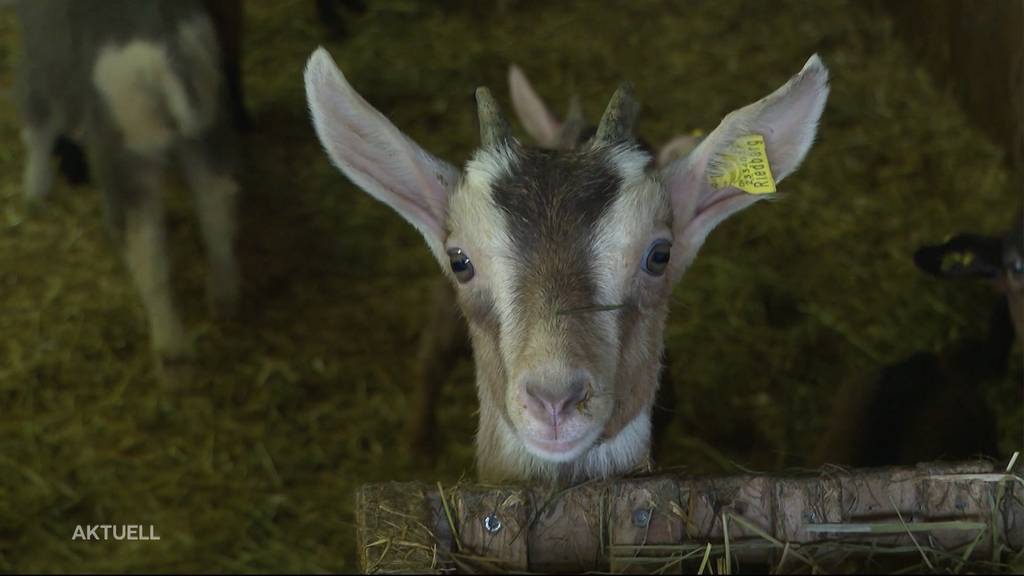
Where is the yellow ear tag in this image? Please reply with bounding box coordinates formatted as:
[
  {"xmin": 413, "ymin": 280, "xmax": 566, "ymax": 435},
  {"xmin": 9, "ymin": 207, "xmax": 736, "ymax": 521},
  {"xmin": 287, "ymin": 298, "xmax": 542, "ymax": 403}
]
[
  {"xmin": 941, "ymin": 250, "xmax": 975, "ymax": 272},
  {"xmin": 708, "ymin": 134, "xmax": 776, "ymax": 195}
]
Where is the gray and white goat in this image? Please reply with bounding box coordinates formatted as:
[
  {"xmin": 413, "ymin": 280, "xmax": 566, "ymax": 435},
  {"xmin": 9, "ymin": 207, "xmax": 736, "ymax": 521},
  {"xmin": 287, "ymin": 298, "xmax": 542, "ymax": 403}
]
[
  {"xmin": 305, "ymin": 49, "xmax": 829, "ymax": 484},
  {"xmin": 14, "ymin": 0, "xmax": 240, "ymax": 365}
]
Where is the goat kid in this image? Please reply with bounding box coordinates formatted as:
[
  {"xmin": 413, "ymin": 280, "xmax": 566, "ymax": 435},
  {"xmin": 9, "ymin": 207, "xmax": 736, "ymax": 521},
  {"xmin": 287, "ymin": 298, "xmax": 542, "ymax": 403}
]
[
  {"xmin": 14, "ymin": 0, "xmax": 241, "ymax": 367},
  {"xmin": 305, "ymin": 49, "xmax": 829, "ymax": 484},
  {"xmin": 44, "ymin": 0, "xmax": 371, "ymax": 188},
  {"xmin": 811, "ymin": 211, "xmax": 1023, "ymax": 467}
]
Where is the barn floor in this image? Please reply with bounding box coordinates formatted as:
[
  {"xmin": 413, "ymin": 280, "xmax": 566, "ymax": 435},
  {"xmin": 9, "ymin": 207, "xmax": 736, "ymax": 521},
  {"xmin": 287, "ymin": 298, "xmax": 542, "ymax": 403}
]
[{"xmin": 0, "ymin": 0, "xmax": 1020, "ymax": 571}]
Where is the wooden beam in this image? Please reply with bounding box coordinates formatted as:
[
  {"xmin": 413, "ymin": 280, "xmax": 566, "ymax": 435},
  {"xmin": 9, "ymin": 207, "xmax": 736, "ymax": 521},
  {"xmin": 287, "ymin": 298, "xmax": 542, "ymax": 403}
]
[{"xmin": 355, "ymin": 460, "xmax": 1023, "ymax": 573}]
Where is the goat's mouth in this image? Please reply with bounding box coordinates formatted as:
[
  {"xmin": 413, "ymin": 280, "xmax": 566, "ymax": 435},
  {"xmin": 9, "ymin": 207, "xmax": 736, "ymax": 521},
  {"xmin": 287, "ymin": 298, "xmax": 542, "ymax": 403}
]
[
  {"xmin": 527, "ymin": 437, "xmax": 580, "ymax": 454},
  {"xmin": 520, "ymin": 426, "xmax": 603, "ymax": 462}
]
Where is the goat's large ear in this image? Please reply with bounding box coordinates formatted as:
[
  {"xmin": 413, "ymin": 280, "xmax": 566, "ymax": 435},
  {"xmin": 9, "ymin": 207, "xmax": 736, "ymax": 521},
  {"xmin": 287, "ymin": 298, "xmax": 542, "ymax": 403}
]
[
  {"xmin": 305, "ymin": 48, "xmax": 458, "ymax": 260},
  {"xmin": 662, "ymin": 54, "xmax": 829, "ymax": 280},
  {"xmin": 508, "ymin": 64, "xmax": 562, "ymax": 148}
]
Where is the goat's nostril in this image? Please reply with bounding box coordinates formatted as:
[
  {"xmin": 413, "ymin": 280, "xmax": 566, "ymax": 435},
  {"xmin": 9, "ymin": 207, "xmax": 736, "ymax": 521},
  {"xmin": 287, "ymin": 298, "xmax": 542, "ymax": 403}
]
[
  {"xmin": 565, "ymin": 380, "xmax": 588, "ymax": 413},
  {"xmin": 525, "ymin": 379, "xmax": 590, "ymax": 418},
  {"xmin": 524, "ymin": 385, "xmax": 554, "ymax": 416}
]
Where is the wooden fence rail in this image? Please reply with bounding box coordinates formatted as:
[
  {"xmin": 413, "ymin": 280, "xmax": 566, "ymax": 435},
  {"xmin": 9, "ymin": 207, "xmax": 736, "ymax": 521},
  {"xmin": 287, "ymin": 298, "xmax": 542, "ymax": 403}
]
[{"xmin": 356, "ymin": 460, "xmax": 1023, "ymax": 574}]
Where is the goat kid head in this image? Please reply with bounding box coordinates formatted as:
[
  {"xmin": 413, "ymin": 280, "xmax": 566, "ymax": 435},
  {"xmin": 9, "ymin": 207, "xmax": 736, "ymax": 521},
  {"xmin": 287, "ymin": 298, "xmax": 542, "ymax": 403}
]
[
  {"xmin": 914, "ymin": 211, "xmax": 1024, "ymax": 341},
  {"xmin": 305, "ymin": 49, "xmax": 829, "ymax": 484}
]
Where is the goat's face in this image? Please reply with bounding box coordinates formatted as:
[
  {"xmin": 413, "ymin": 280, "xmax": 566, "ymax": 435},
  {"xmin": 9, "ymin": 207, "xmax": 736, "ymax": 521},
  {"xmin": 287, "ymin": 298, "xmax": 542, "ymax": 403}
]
[
  {"xmin": 914, "ymin": 212, "xmax": 1024, "ymax": 342},
  {"xmin": 305, "ymin": 49, "xmax": 829, "ymax": 476},
  {"xmin": 447, "ymin": 143, "xmax": 672, "ymax": 461}
]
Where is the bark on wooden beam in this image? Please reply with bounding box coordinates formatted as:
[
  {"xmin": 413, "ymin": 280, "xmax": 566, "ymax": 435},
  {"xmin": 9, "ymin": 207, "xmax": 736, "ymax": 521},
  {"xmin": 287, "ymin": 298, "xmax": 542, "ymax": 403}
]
[{"xmin": 355, "ymin": 460, "xmax": 1023, "ymax": 574}]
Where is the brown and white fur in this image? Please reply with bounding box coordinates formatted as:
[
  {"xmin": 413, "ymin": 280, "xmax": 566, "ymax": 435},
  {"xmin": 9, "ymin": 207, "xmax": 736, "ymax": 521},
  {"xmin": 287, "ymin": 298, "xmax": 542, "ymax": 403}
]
[
  {"xmin": 305, "ymin": 49, "xmax": 830, "ymax": 485},
  {"xmin": 402, "ymin": 65, "xmax": 696, "ymax": 456}
]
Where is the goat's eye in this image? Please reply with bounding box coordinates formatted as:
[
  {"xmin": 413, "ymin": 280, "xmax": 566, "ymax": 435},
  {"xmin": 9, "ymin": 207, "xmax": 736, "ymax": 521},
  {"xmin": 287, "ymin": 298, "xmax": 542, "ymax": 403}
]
[
  {"xmin": 643, "ymin": 239, "xmax": 672, "ymax": 276},
  {"xmin": 447, "ymin": 248, "xmax": 475, "ymax": 283}
]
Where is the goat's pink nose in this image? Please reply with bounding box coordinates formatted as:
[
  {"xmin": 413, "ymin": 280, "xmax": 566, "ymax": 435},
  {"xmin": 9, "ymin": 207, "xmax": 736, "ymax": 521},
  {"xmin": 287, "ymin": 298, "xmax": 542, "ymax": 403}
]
[{"xmin": 525, "ymin": 379, "xmax": 588, "ymax": 422}]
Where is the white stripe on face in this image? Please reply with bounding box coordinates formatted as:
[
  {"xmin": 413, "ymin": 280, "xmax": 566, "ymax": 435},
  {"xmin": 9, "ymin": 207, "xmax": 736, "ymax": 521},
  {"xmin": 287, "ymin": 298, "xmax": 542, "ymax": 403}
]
[
  {"xmin": 589, "ymin": 144, "xmax": 671, "ymax": 352},
  {"xmin": 447, "ymin": 143, "xmax": 521, "ymax": 326}
]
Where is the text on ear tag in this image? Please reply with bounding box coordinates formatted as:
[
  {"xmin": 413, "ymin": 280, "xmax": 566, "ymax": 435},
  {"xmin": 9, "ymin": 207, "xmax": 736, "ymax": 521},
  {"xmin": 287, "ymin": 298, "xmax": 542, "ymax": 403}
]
[{"xmin": 709, "ymin": 134, "xmax": 776, "ymax": 195}]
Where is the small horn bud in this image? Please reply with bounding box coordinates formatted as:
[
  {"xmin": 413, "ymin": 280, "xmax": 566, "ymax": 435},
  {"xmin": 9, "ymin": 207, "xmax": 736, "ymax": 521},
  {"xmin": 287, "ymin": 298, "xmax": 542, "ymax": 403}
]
[
  {"xmin": 592, "ymin": 81, "xmax": 639, "ymax": 146},
  {"xmin": 475, "ymin": 87, "xmax": 511, "ymax": 148},
  {"xmin": 556, "ymin": 95, "xmax": 586, "ymax": 150}
]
